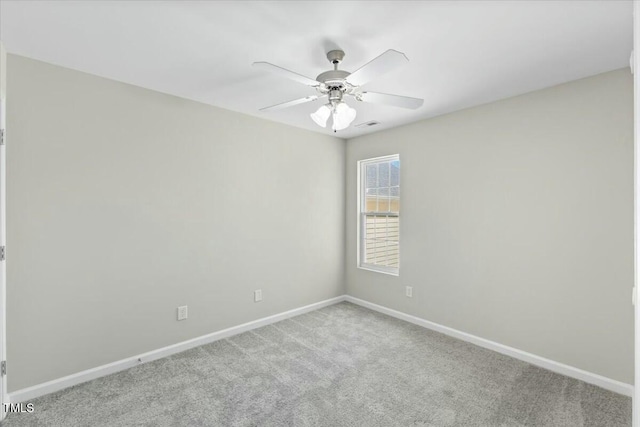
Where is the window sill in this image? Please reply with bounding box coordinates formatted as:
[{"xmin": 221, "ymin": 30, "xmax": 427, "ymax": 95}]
[{"xmin": 358, "ymin": 264, "xmax": 399, "ymax": 277}]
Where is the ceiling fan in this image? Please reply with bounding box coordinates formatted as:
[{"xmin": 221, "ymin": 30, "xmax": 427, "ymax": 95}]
[{"xmin": 253, "ymin": 49, "xmax": 424, "ymax": 132}]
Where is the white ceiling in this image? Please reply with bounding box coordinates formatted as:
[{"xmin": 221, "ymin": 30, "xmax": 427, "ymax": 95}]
[{"xmin": 0, "ymin": 0, "xmax": 633, "ymax": 139}]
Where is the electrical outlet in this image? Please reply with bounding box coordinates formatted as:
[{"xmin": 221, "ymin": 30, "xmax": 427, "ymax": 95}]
[
  {"xmin": 254, "ymin": 289, "xmax": 262, "ymax": 302},
  {"xmin": 405, "ymin": 286, "xmax": 413, "ymax": 298},
  {"xmin": 177, "ymin": 305, "xmax": 188, "ymax": 321}
]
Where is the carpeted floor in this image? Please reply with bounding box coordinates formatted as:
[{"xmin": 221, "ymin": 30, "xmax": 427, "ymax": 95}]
[{"xmin": 2, "ymin": 302, "xmax": 632, "ymax": 426}]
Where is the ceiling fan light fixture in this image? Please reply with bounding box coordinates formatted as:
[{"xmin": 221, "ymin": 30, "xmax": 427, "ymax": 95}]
[
  {"xmin": 256, "ymin": 48, "xmax": 422, "ymax": 132},
  {"xmin": 310, "ymin": 104, "xmax": 331, "ymax": 127},
  {"xmin": 332, "ymin": 102, "xmax": 357, "ymax": 131}
]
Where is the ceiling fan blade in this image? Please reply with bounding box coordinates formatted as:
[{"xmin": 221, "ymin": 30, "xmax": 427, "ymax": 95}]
[
  {"xmin": 346, "ymin": 49, "xmax": 409, "ymax": 87},
  {"xmin": 259, "ymin": 94, "xmax": 326, "ymax": 112},
  {"xmin": 356, "ymin": 91, "xmax": 424, "ymax": 109},
  {"xmin": 253, "ymin": 62, "xmax": 321, "ymax": 87}
]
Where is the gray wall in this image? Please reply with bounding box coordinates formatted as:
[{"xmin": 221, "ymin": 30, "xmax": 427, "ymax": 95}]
[
  {"xmin": 346, "ymin": 69, "xmax": 634, "ymax": 384},
  {"xmin": 6, "ymin": 55, "xmax": 345, "ymax": 392},
  {"xmin": 6, "ymin": 54, "xmax": 634, "ymax": 391}
]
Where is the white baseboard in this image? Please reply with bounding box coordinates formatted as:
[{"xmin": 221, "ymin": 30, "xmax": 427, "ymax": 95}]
[
  {"xmin": 9, "ymin": 294, "xmax": 633, "ymax": 403},
  {"xmin": 9, "ymin": 295, "xmax": 347, "ymax": 404},
  {"xmin": 345, "ymin": 296, "xmax": 633, "ymax": 397}
]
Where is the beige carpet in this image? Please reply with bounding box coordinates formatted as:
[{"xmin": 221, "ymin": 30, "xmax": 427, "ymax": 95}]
[{"xmin": 3, "ymin": 302, "xmax": 631, "ymax": 426}]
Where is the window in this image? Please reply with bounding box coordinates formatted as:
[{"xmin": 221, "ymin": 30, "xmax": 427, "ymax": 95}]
[{"xmin": 358, "ymin": 155, "xmax": 400, "ymax": 275}]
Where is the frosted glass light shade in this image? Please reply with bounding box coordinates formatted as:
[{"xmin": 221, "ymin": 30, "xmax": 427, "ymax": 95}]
[
  {"xmin": 310, "ymin": 104, "xmax": 331, "ymax": 127},
  {"xmin": 332, "ymin": 102, "xmax": 357, "ymax": 131}
]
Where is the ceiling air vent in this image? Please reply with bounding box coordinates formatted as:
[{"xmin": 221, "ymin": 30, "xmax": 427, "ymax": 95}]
[{"xmin": 355, "ymin": 121, "xmax": 380, "ymax": 128}]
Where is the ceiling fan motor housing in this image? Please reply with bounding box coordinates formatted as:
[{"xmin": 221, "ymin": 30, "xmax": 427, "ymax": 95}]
[
  {"xmin": 316, "ymin": 50, "xmax": 353, "ymax": 96},
  {"xmin": 316, "ymin": 69, "xmax": 351, "ymax": 88}
]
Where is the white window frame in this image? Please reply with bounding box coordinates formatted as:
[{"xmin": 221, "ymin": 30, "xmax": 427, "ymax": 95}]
[{"xmin": 357, "ymin": 154, "xmax": 400, "ymax": 276}]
